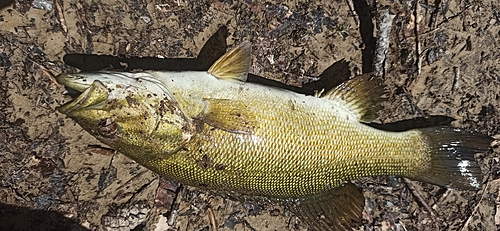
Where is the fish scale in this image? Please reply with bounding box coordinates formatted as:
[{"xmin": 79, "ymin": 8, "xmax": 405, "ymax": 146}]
[{"xmin": 144, "ymin": 89, "xmax": 427, "ymax": 198}]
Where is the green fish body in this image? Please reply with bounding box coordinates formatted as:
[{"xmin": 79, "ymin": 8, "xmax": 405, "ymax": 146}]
[{"xmin": 56, "ymin": 42, "xmax": 491, "ymax": 230}]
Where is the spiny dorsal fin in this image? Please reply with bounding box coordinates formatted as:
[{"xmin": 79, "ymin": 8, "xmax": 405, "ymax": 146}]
[
  {"xmin": 287, "ymin": 182, "xmax": 364, "ymax": 231},
  {"xmin": 322, "ymin": 73, "xmax": 386, "ymax": 122},
  {"xmin": 207, "ymin": 41, "xmax": 251, "ymax": 81}
]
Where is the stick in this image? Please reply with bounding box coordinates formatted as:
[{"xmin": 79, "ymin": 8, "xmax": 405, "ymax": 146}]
[
  {"xmin": 452, "ymin": 66, "xmax": 460, "ymax": 92},
  {"xmin": 459, "ymin": 180, "xmax": 490, "ymax": 231},
  {"xmin": 373, "ymin": 6, "xmax": 395, "ymax": 77},
  {"xmin": 403, "ymin": 178, "xmax": 435, "ymax": 217},
  {"xmin": 345, "ymin": 0, "xmax": 360, "ymax": 27},
  {"xmin": 55, "ymin": 0, "xmax": 68, "ymax": 34},
  {"xmin": 414, "ymin": 2, "xmax": 422, "ymax": 75},
  {"xmin": 206, "ymin": 207, "xmax": 217, "ymax": 231}
]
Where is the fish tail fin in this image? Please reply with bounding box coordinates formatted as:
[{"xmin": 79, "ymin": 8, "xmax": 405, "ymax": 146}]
[{"xmin": 414, "ymin": 127, "xmax": 492, "ymax": 189}]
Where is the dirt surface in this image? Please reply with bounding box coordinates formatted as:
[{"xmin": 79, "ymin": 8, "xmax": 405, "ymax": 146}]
[{"xmin": 1, "ymin": 0, "xmax": 499, "ymax": 230}]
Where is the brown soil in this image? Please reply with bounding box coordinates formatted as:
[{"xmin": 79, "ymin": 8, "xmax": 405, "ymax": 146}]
[{"xmin": 1, "ymin": 0, "xmax": 499, "ymax": 230}]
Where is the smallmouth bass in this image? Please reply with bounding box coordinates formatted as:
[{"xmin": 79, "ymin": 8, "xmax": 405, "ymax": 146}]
[{"xmin": 56, "ymin": 42, "xmax": 491, "ymax": 230}]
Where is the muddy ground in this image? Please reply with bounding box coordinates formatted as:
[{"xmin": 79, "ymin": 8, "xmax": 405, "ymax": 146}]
[{"xmin": 1, "ymin": 0, "xmax": 499, "ymax": 230}]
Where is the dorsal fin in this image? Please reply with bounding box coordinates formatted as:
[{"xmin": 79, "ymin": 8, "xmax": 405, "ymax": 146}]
[
  {"xmin": 322, "ymin": 73, "xmax": 386, "ymax": 122},
  {"xmin": 207, "ymin": 41, "xmax": 251, "ymax": 81}
]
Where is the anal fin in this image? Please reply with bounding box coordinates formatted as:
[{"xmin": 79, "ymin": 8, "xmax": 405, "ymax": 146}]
[{"xmin": 287, "ymin": 182, "xmax": 364, "ymax": 231}]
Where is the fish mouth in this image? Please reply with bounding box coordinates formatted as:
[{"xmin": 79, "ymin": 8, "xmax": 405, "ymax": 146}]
[
  {"xmin": 56, "ymin": 73, "xmax": 93, "ymax": 93},
  {"xmin": 57, "ymin": 74, "xmax": 109, "ymax": 114}
]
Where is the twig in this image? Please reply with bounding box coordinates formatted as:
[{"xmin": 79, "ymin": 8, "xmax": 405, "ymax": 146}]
[
  {"xmin": 429, "ymin": 0, "xmax": 442, "ymax": 29},
  {"xmin": 345, "ymin": 0, "xmax": 360, "ymax": 27},
  {"xmin": 167, "ymin": 185, "xmax": 184, "ymax": 226},
  {"xmin": 373, "ymin": 6, "xmax": 395, "ymax": 77},
  {"xmin": 399, "ymin": 220, "xmax": 408, "ymax": 231},
  {"xmin": 402, "ymin": 86, "xmax": 427, "ymax": 117},
  {"xmin": 403, "ymin": 178, "xmax": 435, "ymax": 217},
  {"xmin": 436, "ymin": 4, "xmax": 471, "ymax": 28},
  {"xmin": 441, "ymin": 0, "xmax": 450, "ymax": 15},
  {"xmin": 41, "ymin": 68, "xmax": 58, "ymax": 85},
  {"xmin": 55, "ymin": 0, "xmax": 68, "ymax": 34},
  {"xmin": 206, "ymin": 207, "xmax": 217, "ymax": 231},
  {"xmin": 242, "ymin": 219, "xmax": 258, "ymax": 231},
  {"xmin": 414, "ymin": 1, "xmax": 422, "ymax": 75},
  {"xmin": 1, "ymin": 36, "xmax": 60, "ymax": 80},
  {"xmin": 417, "ymin": 47, "xmax": 428, "ymax": 76},
  {"xmin": 25, "ymin": 57, "xmax": 59, "ymax": 84},
  {"xmin": 459, "ymin": 180, "xmax": 490, "ymax": 231},
  {"xmin": 452, "ymin": 66, "xmax": 460, "ymax": 92}
]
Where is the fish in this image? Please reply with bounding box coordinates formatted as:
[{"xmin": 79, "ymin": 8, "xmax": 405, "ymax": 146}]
[{"xmin": 56, "ymin": 41, "xmax": 492, "ymax": 230}]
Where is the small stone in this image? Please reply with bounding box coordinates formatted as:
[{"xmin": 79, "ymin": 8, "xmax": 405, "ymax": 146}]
[
  {"xmin": 32, "ymin": 0, "xmax": 52, "ymax": 10},
  {"xmin": 129, "ymin": 207, "xmax": 140, "ymax": 215}
]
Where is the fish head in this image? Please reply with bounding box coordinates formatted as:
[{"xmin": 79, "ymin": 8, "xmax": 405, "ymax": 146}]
[{"xmin": 56, "ymin": 71, "xmax": 193, "ymax": 159}]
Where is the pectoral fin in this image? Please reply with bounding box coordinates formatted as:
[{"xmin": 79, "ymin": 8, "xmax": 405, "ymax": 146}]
[
  {"xmin": 200, "ymin": 98, "xmax": 258, "ymax": 134},
  {"xmin": 288, "ymin": 182, "xmax": 364, "ymax": 231},
  {"xmin": 207, "ymin": 41, "xmax": 251, "ymax": 81},
  {"xmin": 322, "ymin": 73, "xmax": 386, "ymax": 122}
]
